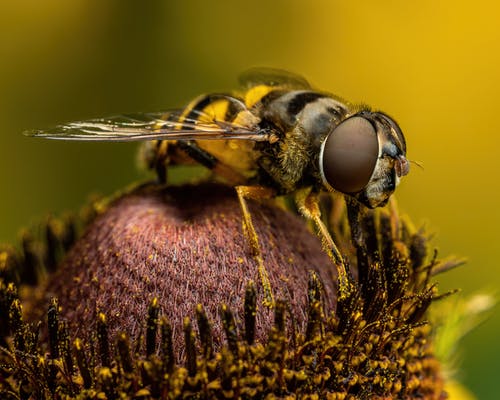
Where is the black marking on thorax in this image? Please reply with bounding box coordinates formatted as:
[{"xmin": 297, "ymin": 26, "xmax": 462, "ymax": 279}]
[
  {"xmin": 286, "ymin": 92, "xmax": 325, "ymax": 116},
  {"xmin": 255, "ymin": 90, "xmax": 327, "ymax": 133},
  {"xmin": 257, "ymin": 89, "xmax": 287, "ymax": 109}
]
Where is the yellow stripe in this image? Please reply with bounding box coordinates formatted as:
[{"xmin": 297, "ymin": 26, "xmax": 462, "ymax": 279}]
[
  {"xmin": 200, "ymin": 98, "xmax": 229, "ymax": 122},
  {"xmin": 244, "ymin": 85, "xmax": 275, "ymax": 108},
  {"xmin": 178, "ymin": 95, "xmax": 208, "ymax": 124}
]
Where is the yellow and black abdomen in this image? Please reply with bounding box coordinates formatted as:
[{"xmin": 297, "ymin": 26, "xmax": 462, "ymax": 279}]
[
  {"xmin": 184, "ymin": 94, "xmax": 259, "ymax": 179},
  {"xmin": 139, "ymin": 92, "xmax": 265, "ymax": 184}
]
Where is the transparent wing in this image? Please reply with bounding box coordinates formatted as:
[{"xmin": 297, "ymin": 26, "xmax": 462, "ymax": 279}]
[
  {"xmin": 25, "ymin": 109, "xmax": 271, "ymax": 142},
  {"xmin": 239, "ymin": 67, "xmax": 311, "ymax": 90}
]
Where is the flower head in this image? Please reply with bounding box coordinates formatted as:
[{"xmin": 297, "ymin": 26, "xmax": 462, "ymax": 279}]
[{"xmin": 0, "ymin": 182, "xmax": 469, "ymax": 398}]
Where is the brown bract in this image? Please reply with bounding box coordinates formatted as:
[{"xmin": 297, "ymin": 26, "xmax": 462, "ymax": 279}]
[{"xmin": 43, "ymin": 183, "xmax": 335, "ymax": 353}]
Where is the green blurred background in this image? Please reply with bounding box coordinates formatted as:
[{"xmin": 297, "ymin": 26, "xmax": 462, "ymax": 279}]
[{"xmin": 1, "ymin": 1, "xmax": 498, "ymax": 397}]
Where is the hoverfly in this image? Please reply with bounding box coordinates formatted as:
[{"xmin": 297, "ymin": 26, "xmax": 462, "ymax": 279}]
[{"xmin": 26, "ymin": 69, "xmax": 409, "ymax": 304}]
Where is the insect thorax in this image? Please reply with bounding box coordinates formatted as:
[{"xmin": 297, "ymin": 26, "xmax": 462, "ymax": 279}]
[{"xmin": 253, "ymin": 90, "xmax": 350, "ymax": 194}]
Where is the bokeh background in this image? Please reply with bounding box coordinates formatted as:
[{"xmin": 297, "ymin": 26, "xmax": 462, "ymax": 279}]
[{"xmin": 1, "ymin": 1, "xmax": 498, "ymax": 397}]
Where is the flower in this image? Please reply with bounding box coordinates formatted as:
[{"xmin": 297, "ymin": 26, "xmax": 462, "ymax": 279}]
[{"xmin": 0, "ymin": 182, "xmax": 470, "ymax": 398}]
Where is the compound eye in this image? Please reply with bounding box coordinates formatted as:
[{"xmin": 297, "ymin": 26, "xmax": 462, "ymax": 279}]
[{"xmin": 321, "ymin": 116, "xmax": 379, "ymax": 193}]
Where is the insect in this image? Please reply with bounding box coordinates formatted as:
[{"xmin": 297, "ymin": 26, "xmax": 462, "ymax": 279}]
[{"xmin": 27, "ymin": 68, "xmax": 409, "ymax": 303}]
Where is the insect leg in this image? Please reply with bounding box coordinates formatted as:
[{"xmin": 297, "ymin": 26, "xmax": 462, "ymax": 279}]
[
  {"xmin": 235, "ymin": 185, "xmax": 276, "ymax": 308},
  {"xmin": 345, "ymin": 197, "xmax": 365, "ymax": 250},
  {"xmin": 294, "ymin": 188, "xmax": 353, "ymax": 300},
  {"xmin": 175, "ymin": 141, "xmax": 247, "ymax": 185},
  {"xmin": 173, "ymin": 140, "xmax": 273, "ymax": 304},
  {"xmin": 140, "ymin": 140, "xmax": 169, "ymax": 184},
  {"xmin": 154, "ymin": 141, "xmax": 169, "ymax": 184}
]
